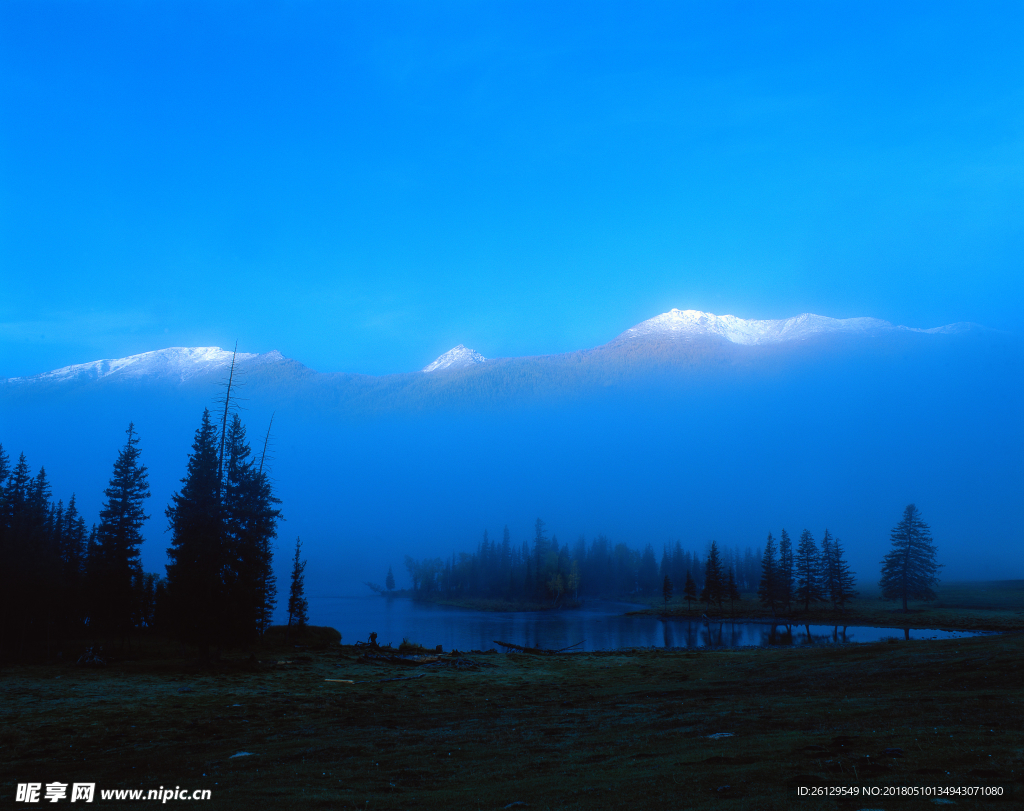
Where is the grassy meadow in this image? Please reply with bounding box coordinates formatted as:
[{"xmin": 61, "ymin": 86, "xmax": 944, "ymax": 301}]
[{"xmin": 2, "ymin": 582, "xmax": 1022, "ymax": 810}]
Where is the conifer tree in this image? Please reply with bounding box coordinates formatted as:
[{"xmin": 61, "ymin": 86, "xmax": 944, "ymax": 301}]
[
  {"xmin": 57, "ymin": 494, "xmax": 88, "ymax": 636},
  {"xmin": 726, "ymin": 568, "xmax": 741, "ymax": 615},
  {"xmin": 778, "ymin": 529, "xmax": 795, "ymax": 610},
  {"xmin": 880, "ymin": 504, "xmax": 940, "ymax": 612},
  {"xmin": 26, "ymin": 466, "xmax": 60, "ymax": 650},
  {"xmin": 683, "ymin": 570, "xmax": 697, "ymax": 612},
  {"xmin": 757, "ymin": 533, "xmax": 779, "ymax": 612},
  {"xmin": 92, "ymin": 424, "xmax": 151, "ymax": 644},
  {"xmin": 700, "ymin": 541, "xmax": 724, "ymax": 610},
  {"xmin": 165, "ymin": 410, "xmax": 224, "ymax": 655},
  {"xmin": 222, "ymin": 415, "xmax": 280, "ymax": 643},
  {"xmin": 532, "ymin": 518, "xmax": 550, "ymax": 598},
  {"xmin": 662, "ymin": 574, "xmax": 673, "ymax": 606},
  {"xmin": 820, "ymin": 529, "xmax": 839, "ymax": 609},
  {"xmin": 795, "ymin": 529, "xmax": 825, "ymax": 611},
  {"xmin": 829, "ymin": 537, "xmax": 858, "ymax": 609},
  {"xmin": 287, "ymin": 536, "xmax": 309, "ymax": 634},
  {"xmin": 385, "ymin": 566, "xmax": 396, "ymax": 592}
]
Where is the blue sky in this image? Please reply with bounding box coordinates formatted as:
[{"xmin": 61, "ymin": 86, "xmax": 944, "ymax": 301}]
[{"xmin": 2, "ymin": 1, "xmax": 1022, "ymax": 377}]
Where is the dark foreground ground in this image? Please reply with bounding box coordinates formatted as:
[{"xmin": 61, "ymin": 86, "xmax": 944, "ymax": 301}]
[{"xmin": 2, "ymin": 596, "xmax": 1023, "ymax": 810}]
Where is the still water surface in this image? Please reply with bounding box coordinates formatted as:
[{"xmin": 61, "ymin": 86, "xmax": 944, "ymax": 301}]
[{"xmin": 310, "ymin": 596, "xmax": 983, "ymax": 652}]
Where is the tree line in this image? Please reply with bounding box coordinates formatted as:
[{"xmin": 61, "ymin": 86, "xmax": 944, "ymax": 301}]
[
  {"xmin": 403, "ymin": 519, "xmax": 769, "ymax": 605},
  {"xmin": 402, "ymin": 506, "xmax": 941, "ymax": 615},
  {"xmin": 0, "ymin": 396, "xmax": 311, "ymax": 660}
]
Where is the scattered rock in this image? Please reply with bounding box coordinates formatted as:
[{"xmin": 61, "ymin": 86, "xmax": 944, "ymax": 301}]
[
  {"xmin": 706, "ymin": 732, "xmax": 734, "ymax": 739},
  {"xmin": 883, "ymin": 747, "xmax": 905, "ymax": 757}
]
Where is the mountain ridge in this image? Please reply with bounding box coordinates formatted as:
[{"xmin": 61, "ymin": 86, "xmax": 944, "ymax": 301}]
[{"xmin": 5, "ymin": 309, "xmax": 983, "ymax": 384}]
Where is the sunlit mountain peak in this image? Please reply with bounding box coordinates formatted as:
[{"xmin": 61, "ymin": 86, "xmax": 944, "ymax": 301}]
[{"xmin": 422, "ymin": 345, "xmax": 487, "ymax": 373}]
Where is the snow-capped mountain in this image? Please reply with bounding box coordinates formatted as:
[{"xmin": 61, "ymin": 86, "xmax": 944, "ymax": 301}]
[
  {"xmin": 614, "ymin": 309, "xmax": 970, "ymax": 346},
  {"xmin": 422, "ymin": 345, "xmax": 487, "ymax": 373},
  {"xmin": 2, "ymin": 310, "xmax": 981, "ymax": 388},
  {"xmin": 8, "ymin": 347, "xmax": 271, "ymax": 384}
]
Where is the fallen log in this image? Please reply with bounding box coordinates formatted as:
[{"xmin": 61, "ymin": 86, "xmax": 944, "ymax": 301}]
[{"xmin": 493, "ymin": 640, "xmax": 584, "ymax": 654}]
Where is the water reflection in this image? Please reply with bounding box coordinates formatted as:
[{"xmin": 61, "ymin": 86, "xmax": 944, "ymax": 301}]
[{"xmin": 310, "ymin": 596, "xmax": 985, "ymax": 652}]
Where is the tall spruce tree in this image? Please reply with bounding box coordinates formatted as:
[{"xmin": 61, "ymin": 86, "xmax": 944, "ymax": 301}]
[
  {"xmin": 26, "ymin": 466, "xmax": 59, "ymax": 651},
  {"xmin": 880, "ymin": 504, "xmax": 940, "ymax": 612},
  {"xmin": 778, "ymin": 529, "xmax": 795, "ymax": 610},
  {"xmin": 726, "ymin": 568, "xmax": 741, "ymax": 614},
  {"xmin": 92, "ymin": 424, "xmax": 151, "ymax": 645},
  {"xmin": 222, "ymin": 415, "xmax": 280, "ymax": 643},
  {"xmin": 287, "ymin": 536, "xmax": 309, "ymax": 634},
  {"xmin": 820, "ymin": 529, "xmax": 839, "ymax": 609},
  {"xmin": 683, "ymin": 570, "xmax": 697, "ymax": 611},
  {"xmin": 700, "ymin": 541, "xmax": 724, "ymax": 610},
  {"xmin": 57, "ymin": 495, "xmax": 88, "ymax": 637},
  {"xmin": 757, "ymin": 532, "xmax": 779, "ymax": 612},
  {"xmin": 829, "ymin": 536, "xmax": 858, "ymax": 609},
  {"xmin": 795, "ymin": 529, "xmax": 825, "ymax": 610},
  {"xmin": 165, "ymin": 410, "xmax": 224, "ymax": 654}
]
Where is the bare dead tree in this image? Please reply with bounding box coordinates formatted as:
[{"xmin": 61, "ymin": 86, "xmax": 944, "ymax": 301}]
[
  {"xmin": 216, "ymin": 341, "xmax": 240, "ymax": 494},
  {"xmin": 258, "ymin": 412, "xmax": 275, "ymax": 475}
]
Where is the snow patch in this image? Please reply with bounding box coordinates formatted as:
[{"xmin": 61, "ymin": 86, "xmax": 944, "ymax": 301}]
[
  {"xmin": 617, "ymin": 309, "xmax": 960, "ymax": 345},
  {"xmin": 422, "ymin": 345, "xmax": 486, "ymax": 373},
  {"xmin": 11, "ymin": 347, "xmax": 261, "ymax": 384}
]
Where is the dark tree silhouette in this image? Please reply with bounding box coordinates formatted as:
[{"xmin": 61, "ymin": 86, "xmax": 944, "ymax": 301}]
[
  {"xmin": 778, "ymin": 529, "xmax": 794, "ymax": 610},
  {"xmin": 758, "ymin": 532, "xmax": 779, "ymax": 612},
  {"xmin": 56, "ymin": 494, "xmax": 88, "ymax": 637},
  {"xmin": 683, "ymin": 570, "xmax": 697, "ymax": 612},
  {"xmin": 700, "ymin": 541, "xmax": 724, "ymax": 610},
  {"xmin": 223, "ymin": 414, "xmax": 280, "ymax": 643},
  {"xmin": 820, "ymin": 529, "xmax": 838, "ymax": 608},
  {"xmin": 795, "ymin": 529, "xmax": 825, "ymax": 611},
  {"xmin": 385, "ymin": 566, "xmax": 396, "ymax": 592},
  {"xmin": 287, "ymin": 536, "xmax": 309, "ymax": 635},
  {"xmin": 726, "ymin": 568, "xmax": 741, "ymax": 615},
  {"xmin": 880, "ymin": 504, "xmax": 940, "ymax": 612},
  {"xmin": 91, "ymin": 424, "xmax": 151, "ymax": 645},
  {"xmin": 826, "ymin": 536, "xmax": 858, "ymax": 609},
  {"xmin": 165, "ymin": 410, "xmax": 224, "ymax": 655},
  {"xmin": 662, "ymin": 574, "xmax": 673, "ymax": 606}
]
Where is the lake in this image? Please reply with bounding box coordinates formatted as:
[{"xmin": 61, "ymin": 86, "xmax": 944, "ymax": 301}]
[{"xmin": 308, "ymin": 595, "xmax": 984, "ymax": 651}]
